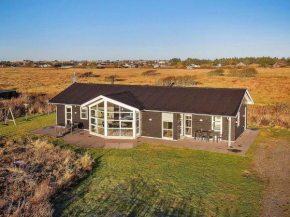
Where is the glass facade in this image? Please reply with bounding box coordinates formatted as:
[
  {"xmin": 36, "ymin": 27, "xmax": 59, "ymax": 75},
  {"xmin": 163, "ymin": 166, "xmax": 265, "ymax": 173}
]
[{"xmin": 90, "ymin": 100, "xmax": 140, "ymax": 138}]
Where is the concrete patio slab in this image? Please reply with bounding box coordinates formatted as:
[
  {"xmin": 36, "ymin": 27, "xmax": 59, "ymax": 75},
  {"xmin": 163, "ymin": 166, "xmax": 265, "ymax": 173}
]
[{"xmin": 30, "ymin": 127, "xmax": 260, "ymax": 155}]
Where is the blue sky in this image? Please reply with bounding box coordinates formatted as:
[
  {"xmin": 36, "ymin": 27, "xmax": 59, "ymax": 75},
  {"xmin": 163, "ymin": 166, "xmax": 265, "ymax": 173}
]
[{"xmin": 0, "ymin": 0, "xmax": 289, "ymax": 60}]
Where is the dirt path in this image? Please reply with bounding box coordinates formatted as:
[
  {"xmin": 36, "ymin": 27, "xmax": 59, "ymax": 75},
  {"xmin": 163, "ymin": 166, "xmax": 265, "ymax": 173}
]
[{"xmin": 252, "ymin": 131, "xmax": 290, "ymax": 217}]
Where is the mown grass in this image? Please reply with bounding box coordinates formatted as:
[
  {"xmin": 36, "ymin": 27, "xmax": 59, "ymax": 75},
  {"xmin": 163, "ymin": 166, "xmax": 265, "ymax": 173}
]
[
  {"xmin": 0, "ymin": 113, "xmax": 56, "ymax": 137},
  {"xmin": 0, "ymin": 114, "xmax": 265, "ymax": 216},
  {"xmin": 54, "ymin": 144, "xmax": 264, "ymax": 217}
]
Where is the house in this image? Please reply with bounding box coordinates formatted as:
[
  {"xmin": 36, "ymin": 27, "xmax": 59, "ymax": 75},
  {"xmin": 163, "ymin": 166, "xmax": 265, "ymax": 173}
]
[
  {"xmin": 187, "ymin": 64, "xmax": 201, "ymax": 69},
  {"xmin": 49, "ymin": 83, "xmax": 254, "ymax": 147},
  {"xmin": 214, "ymin": 63, "xmax": 222, "ymax": 68},
  {"xmin": 236, "ymin": 62, "xmax": 246, "ymax": 67}
]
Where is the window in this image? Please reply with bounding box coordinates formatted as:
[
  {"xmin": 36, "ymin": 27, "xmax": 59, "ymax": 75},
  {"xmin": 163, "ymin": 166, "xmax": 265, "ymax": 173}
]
[
  {"xmin": 237, "ymin": 111, "xmax": 240, "ymax": 127},
  {"xmin": 80, "ymin": 107, "xmax": 88, "ymax": 119},
  {"xmin": 212, "ymin": 116, "xmax": 222, "ymax": 133},
  {"xmin": 65, "ymin": 106, "xmax": 72, "ymax": 124},
  {"xmin": 163, "ymin": 121, "xmax": 173, "ymax": 138},
  {"xmin": 162, "ymin": 113, "xmax": 173, "ymax": 139},
  {"xmin": 185, "ymin": 115, "xmax": 192, "ymax": 136},
  {"xmin": 90, "ymin": 101, "xmax": 105, "ymax": 135},
  {"xmin": 107, "ymin": 102, "xmax": 133, "ymax": 137}
]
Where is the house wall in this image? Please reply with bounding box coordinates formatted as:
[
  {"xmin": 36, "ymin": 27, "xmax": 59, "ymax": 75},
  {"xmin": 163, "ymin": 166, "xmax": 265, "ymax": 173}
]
[
  {"xmin": 235, "ymin": 101, "xmax": 247, "ymax": 140},
  {"xmin": 222, "ymin": 117, "xmax": 236, "ymax": 141},
  {"xmin": 56, "ymin": 104, "xmax": 89, "ymax": 129},
  {"xmin": 56, "ymin": 105, "xmax": 65, "ymax": 126},
  {"xmin": 173, "ymin": 113, "xmax": 181, "ymax": 140},
  {"xmin": 72, "ymin": 105, "xmax": 90, "ymax": 129},
  {"xmin": 192, "ymin": 115, "xmax": 212, "ymax": 136},
  {"xmin": 141, "ymin": 111, "xmax": 162, "ymax": 138}
]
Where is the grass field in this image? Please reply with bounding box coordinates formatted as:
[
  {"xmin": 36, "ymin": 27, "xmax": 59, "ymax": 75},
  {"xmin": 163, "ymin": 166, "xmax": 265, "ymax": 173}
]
[
  {"xmin": 1, "ymin": 67, "xmax": 290, "ymax": 216},
  {"xmin": 1, "ymin": 67, "xmax": 290, "ymax": 106}
]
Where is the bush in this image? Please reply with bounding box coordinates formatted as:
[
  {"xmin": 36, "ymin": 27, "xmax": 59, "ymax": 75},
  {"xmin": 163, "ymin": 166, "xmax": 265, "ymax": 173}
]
[
  {"xmin": 141, "ymin": 70, "xmax": 160, "ymax": 76},
  {"xmin": 78, "ymin": 72, "xmax": 100, "ymax": 78},
  {"xmin": 104, "ymin": 75, "xmax": 125, "ymax": 82},
  {"xmin": 228, "ymin": 67, "xmax": 258, "ymax": 77},
  {"xmin": 207, "ymin": 69, "xmax": 224, "ymax": 76},
  {"xmin": 157, "ymin": 75, "xmax": 199, "ymax": 86},
  {"xmin": 0, "ymin": 138, "xmax": 93, "ymax": 216}
]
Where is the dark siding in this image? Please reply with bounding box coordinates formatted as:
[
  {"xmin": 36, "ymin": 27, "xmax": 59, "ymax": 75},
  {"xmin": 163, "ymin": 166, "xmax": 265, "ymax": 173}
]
[
  {"xmin": 72, "ymin": 106, "xmax": 89, "ymax": 129},
  {"xmin": 173, "ymin": 113, "xmax": 181, "ymax": 140},
  {"xmin": 141, "ymin": 111, "xmax": 162, "ymax": 138},
  {"xmin": 192, "ymin": 115, "xmax": 212, "ymax": 136},
  {"xmin": 222, "ymin": 117, "xmax": 236, "ymax": 141},
  {"xmin": 57, "ymin": 105, "xmax": 65, "ymax": 126},
  {"xmin": 235, "ymin": 101, "xmax": 247, "ymax": 140}
]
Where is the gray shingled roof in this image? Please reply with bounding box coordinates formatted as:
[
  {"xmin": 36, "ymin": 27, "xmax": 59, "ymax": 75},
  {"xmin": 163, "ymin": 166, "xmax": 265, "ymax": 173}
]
[{"xmin": 49, "ymin": 83, "xmax": 248, "ymax": 116}]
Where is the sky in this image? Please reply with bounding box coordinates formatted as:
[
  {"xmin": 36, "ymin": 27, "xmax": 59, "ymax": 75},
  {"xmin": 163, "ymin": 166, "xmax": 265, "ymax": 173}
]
[{"xmin": 0, "ymin": 0, "xmax": 289, "ymax": 61}]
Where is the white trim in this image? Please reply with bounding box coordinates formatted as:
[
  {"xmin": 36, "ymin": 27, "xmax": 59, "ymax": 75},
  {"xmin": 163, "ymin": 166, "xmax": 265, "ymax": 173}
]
[
  {"xmin": 65, "ymin": 105, "xmax": 72, "ymax": 124},
  {"xmin": 56, "ymin": 106, "xmax": 58, "ymax": 125},
  {"xmin": 228, "ymin": 117, "xmax": 232, "ymax": 148},
  {"xmin": 80, "ymin": 106, "xmax": 88, "ymax": 120},
  {"xmin": 244, "ymin": 107, "xmax": 247, "ymax": 130},
  {"xmin": 81, "ymin": 95, "xmax": 140, "ymax": 111},
  {"xmin": 237, "ymin": 111, "xmax": 240, "ymax": 127},
  {"xmin": 133, "ymin": 110, "xmax": 136, "ymax": 138},
  {"xmin": 104, "ymin": 100, "xmax": 108, "ymax": 136}
]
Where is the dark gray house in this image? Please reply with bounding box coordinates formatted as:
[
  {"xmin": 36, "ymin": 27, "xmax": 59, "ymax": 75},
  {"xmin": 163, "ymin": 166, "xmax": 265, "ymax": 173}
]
[{"xmin": 49, "ymin": 83, "xmax": 254, "ymax": 147}]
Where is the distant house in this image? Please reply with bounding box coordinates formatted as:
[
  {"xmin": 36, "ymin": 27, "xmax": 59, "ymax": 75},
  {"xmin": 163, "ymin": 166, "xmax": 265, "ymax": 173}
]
[
  {"xmin": 123, "ymin": 64, "xmax": 130, "ymax": 68},
  {"xmin": 50, "ymin": 83, "xmax": 254, "ymax": 147},
  {"xmin": 60, "ymin": 65, "xmax": 73, "ymax": 69},
  {"xmin": 187, "ymin": 64, "xmax": 201, "ymax": 69},
  {"xmin": 40, "ymin": 64, "xmax": 52, "ymax": 68},
  {"xmin": 214, "ymin": 63, "xmax": 222, "ymax": 68},
  {"xmin": 97, "ymin": 63, "xmax": 106, "ymax": 69},
  {"xmin": 236, "ymin": 62, "xmax": 246, "ymax": 67},
  {"xmin": 272, "ymin": 63, "xmax": 281, "ymax": 68}
]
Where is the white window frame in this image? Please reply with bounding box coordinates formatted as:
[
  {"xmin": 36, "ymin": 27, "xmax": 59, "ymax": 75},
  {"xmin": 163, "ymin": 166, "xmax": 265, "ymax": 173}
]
[
  {"xmin": 237, "ymin": 111, "xmax": 240, "ymax": 127},
  {"xmin": 88, "ymin": 97, "xmax": 140, "ymax": 139},
  {"xmin": 212, "ymin": 116, "xmax": 223, "ymax": 134},
  {"xmin": 184, "ymin": 114, "xmax": 192, "ymax": 137},
  {"xmin": 65, "ymin": 105, "xmax": 72, "ymax": 125},
  {"xmin": 162, "ymin": 113, "xmax": 173, "ymax": 140},
  {"xmin": 80, "ymin": 106, "xmax": 88, "ymax": 120}
]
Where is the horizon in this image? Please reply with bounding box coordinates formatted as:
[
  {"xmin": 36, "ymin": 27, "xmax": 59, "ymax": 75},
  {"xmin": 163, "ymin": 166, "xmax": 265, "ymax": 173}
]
[{"xmin": 1, "ymin": 0, "xmax": 290, "ymax": 61}]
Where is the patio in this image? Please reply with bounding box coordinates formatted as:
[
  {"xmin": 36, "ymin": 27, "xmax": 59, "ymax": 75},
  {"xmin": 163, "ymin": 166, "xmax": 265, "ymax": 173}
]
[{"xmin": 30, "ymin": 127, "xmax": 260, "ymax": 155}]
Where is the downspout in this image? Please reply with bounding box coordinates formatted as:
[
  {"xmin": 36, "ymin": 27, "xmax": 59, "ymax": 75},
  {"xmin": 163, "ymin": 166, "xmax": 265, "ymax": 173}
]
[{"xmin": 228, "ymin": 117, "xmax": 231, "ymax": 148}]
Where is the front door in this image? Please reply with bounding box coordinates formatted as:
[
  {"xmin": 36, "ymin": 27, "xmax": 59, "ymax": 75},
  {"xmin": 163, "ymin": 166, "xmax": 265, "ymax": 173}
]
[
  {"xmin": 185, "ymin": 115, "xmax": 192, "ymax": 136},
  {"xmin": 65, "ymin": 105, "xmax": 72, "ymax": 124}
]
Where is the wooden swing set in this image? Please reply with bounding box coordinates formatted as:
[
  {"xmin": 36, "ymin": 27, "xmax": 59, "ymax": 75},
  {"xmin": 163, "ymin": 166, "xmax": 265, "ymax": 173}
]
[{"xmin": 0, "ymin": 107, "xmax": 16, "ymax": 125}]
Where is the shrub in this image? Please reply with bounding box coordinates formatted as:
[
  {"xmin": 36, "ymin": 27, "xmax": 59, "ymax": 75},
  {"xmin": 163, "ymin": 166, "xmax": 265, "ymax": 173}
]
[
  {"xmin": 248, "ymin": 103, "xmax": 290, "ymax": 128},
  {"xmin": 141, "ymin": 70, "xmax": 160, "ymax": 76},
  {"xmin": 0, "ymin": 138, "xmax": 94, "ymax": 216},
  {"xmin": 228, "ymin": 67, "xmax": 258, "ymax": 77},
  {"xmin": 78, "ymin": 72, "xmax": 100, "ymax": 78},
  {"xmin": 207, "ymin": 69, "xmax": 224, "ymax": 76},
  {"xmin": 157, "ymin": 75, "xmax": 199, "ymax": 86},
  {"xmin": 104, "ymin": 75, "xmax": 125, "ymax": 82}
]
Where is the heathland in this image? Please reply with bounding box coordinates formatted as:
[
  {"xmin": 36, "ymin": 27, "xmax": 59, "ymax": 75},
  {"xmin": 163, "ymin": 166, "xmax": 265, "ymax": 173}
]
[{"xmin": 0, "ymin": 67, "xmax": 290, "ymax": 216}]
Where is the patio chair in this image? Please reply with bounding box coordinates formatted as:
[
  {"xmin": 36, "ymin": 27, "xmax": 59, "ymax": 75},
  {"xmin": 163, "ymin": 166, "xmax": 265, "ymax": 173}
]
[
  {"xmin": 201, "ymin": 131, "xmax": 208, "ymax": 142},
  {"xmin": 207, "ymin": 131, "xmax": 215, "ymax": 142},
  {"xmin": 194, "ymin": 131, "xmax": 202, "ymax": 140},
  {"xmin": 216, "ymin": 132, "xmax": 223, "ymax": 143}
]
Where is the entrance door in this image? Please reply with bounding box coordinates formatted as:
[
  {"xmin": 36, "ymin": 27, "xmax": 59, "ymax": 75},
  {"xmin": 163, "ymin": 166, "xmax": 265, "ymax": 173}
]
[
  {"xmin": 65, "ymin": 105, "xmax": 72, "ymax": 124},
  {"xmin": 185, "ymin": 115, "xmax": 192, "ymax": 136}
]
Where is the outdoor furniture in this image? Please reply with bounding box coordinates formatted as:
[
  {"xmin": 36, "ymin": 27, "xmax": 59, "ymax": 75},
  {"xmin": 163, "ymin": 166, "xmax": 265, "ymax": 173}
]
[
  {"xmin": 207, "ymin": 131, "xmax": 215, "ymax": 142},
  {"xmin": 201, "ymin": 131, "xmax": 208, "ymax": 142},
  {"xmin": 194, "ymin": 130, "xmax": 202, "ymax": 140},
  {"xmin": 216, "ymin": 132, "xmax": 223, "ymax": 143}
]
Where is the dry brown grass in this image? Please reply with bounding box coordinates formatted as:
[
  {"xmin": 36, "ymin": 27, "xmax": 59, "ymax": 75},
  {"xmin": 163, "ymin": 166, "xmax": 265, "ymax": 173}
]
[
  {"xmin": 0, "ymin": 138, "xmax": 93, "ymax": 217},
  {"xmin": 1, "ymin": 67, "xmax": 290, "ymax": 127}
]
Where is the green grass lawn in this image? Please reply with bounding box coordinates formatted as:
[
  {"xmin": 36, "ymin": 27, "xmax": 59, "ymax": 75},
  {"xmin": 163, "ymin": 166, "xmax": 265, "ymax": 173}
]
[
  {"xmin": 0, "ymin": 113, "xmax": 56, "ymax": 137},
  {"xmin": 54, "ymin": 145, "xmax": 264, "ymax": 217},
  {"xmin": 1, "ymin": 114, "xmax": 265, "ymax": 217}
]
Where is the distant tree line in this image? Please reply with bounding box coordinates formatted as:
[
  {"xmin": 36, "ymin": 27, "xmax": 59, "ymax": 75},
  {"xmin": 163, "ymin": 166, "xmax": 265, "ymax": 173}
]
[{"xmin": 169, "ymin": 57, "xmax": 290, "ymax": 67}]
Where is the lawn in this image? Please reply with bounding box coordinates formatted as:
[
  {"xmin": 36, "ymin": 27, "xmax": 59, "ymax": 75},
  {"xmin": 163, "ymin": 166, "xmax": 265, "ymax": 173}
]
[
  {"xmin": 1, "ymin": 114, "xmax": 265, "ymax": 217},
  {"xmin": 55, "ymin": 144, "xmax": 264, "ymax": 217},
  {"xmin": 0, "ymin": 113, "xmax": 56, "ymax": 137}
]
